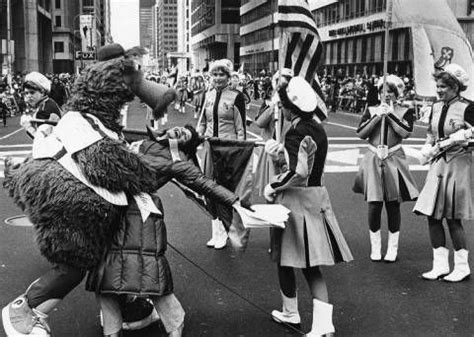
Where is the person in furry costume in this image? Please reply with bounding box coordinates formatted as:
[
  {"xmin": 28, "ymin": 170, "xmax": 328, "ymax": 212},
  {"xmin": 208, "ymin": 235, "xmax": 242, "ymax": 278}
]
[{"xmin": 2, "ymin": 49, "xmax": 236, "ymax": 337}]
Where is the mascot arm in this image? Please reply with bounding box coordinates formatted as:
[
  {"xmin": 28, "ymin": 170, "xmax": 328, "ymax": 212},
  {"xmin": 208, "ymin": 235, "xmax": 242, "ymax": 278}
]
[
  {"xmin": 145, "ymin": 156, "xmax": 238, "ymax": 206},
  {"xmin": 74, "ymin": 139, "xmax": 159, "ymax": 195}
]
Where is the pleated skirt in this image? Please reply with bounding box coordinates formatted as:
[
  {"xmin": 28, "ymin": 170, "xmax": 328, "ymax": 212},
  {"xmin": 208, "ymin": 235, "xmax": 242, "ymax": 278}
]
[
  {"xmin": 353, "ymin": 148, "xmax": 419, "ymax": 202},
  {"xmin": 413, "ymin": 152, "xmax": 473, "ymax": 220},
  {"xmin": 270, "ymin": 186, "xmax": 353, "ymax": 268}
]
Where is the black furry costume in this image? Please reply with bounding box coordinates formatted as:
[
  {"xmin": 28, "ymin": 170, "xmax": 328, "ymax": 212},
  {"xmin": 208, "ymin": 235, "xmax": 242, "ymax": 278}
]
[{"xmin": 3, "ymin": 58, "xmax": 174, "ymax": 270}]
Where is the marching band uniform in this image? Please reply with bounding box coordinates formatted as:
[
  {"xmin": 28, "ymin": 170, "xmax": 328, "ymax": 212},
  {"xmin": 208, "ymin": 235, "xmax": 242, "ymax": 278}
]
[
  {"xmin": 198, "ymin": 59, "xmax": 246, "ymax": 250},
  {"xmin": 414, "ymin": 64, "xmax": 474, "ymax": 282},
  {"xmin": 353, "ymin": 75, "xmax": 418, "ymax": 262},
  {"xmin": 264, "ymin": 77, "xmax": 352, "ymax": 336}
]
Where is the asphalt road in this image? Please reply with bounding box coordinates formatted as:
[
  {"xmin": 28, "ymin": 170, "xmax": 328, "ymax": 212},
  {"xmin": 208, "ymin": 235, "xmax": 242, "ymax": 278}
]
[{"xmin": 0, "ymin": 100, "xmax": 473, "ymax": 337}]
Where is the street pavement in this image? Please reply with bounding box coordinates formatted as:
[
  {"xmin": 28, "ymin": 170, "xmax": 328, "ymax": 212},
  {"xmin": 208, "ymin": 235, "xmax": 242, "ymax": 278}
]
[{"xmin": 0, "ymin": 100, "xmax": 473, "ymax": 337}]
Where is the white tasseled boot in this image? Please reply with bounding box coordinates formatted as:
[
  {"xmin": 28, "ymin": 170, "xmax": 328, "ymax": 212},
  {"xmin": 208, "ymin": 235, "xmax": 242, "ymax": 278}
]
[
  {"xmin": 384, "ymin": 231, "xmax": 399, "ymax": 262},
  {"xmin": 443, "ymin": 249, "xmax": 470, "ymax": 282},
  {"xmin": 206, "ymin": 219, "xmax": 218, "ymax": 248},
  {"xmin": 421, "ymin": 247, "xmax": 450, "ymax": 280},
  {"xmin": 213, "ymin": 219, "xmax": 228, "ymax": 250},
  {"xmin": 271, "ymin": 291, "xmax": 301, "ymax": 325},
  {"xmin": 369, "ymin": 230, "xmax": 382, "ymax": 261},
  {"xmin": 306, "ymin": 299, "xmax": 335, "ymax": 337}
]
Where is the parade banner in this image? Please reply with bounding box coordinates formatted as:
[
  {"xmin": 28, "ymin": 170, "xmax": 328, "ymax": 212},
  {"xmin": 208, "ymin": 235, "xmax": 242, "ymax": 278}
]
[
  {"xmin": 79, "ymin": 14, "xmax": 95, "ymax": 52},
  {"xmin": 391, "ymin": 0, "xmax": 474, "ymax": 100}
]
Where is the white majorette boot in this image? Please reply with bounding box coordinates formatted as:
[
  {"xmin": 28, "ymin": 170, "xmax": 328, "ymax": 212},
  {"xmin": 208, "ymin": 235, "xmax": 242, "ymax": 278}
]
[
  {"xmin": 369, "ymin": 230, "xmax": 382, "ymax": 261},
  {"xmin": 206, "ymin": 219, "xmax": 218, "ymax": 248},
  {"xmin": 213, "ymin": 219, "xmax": 228, "ymax": 250},
  {"xmin": 443, "ymin": 249, "xmax": 470, "ymax": 282},
  {"xmin": 306, "ymin": 299, "xmax": 335, "ymax": 337},
  {"xmin": 271, "ymin": 291, "xmax": 301, "ymax": 326},
  {"xmin": 421, "ymin": 247, "xmax": 450, "ymax": 280},
  {"xmin": 384, "ymin": 231, "xmax": 399, "ymax": 262}
]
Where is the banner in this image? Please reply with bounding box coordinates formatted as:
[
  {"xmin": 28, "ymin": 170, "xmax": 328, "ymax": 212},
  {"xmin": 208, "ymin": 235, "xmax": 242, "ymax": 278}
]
[
  {"xmin": 391, "ymin": 0, "xmax": 474, "ymax": 100},
  {"xmin": 79, "ymin": 14, "xmax": 95, "ymax": 52}
]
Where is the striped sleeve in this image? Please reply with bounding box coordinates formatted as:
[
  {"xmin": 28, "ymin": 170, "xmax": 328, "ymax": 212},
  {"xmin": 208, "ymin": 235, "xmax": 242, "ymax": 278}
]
[
  {"xmin": 356, "ymin": 108, "xmax": 381, "ymax": 139},
  {"xmin": 270, "ymin": 135, "xmax": 317, "ymax": 192},
  {"xmin": 387, "ymin": 108, "xmax": 414, "ymax": 139}
]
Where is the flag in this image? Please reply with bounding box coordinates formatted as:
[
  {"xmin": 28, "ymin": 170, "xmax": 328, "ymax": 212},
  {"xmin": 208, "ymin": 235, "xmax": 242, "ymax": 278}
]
[
  {"xmin": 277, "ymin": 0, "xmax": 327, "ymax": 122},
  {"xmin": 390, "ymin": 0, "xmax": 474, "ymax": 100}
]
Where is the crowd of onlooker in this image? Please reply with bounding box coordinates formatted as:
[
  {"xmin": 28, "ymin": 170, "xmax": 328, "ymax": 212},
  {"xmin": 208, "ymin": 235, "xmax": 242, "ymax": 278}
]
[
  {"xmin": 320, "ymin": 73, "xmax": 417, "ymax": 114},
  {"xmin": 0, "ymin": 67, "xmax": 423, "ymax": 128}
]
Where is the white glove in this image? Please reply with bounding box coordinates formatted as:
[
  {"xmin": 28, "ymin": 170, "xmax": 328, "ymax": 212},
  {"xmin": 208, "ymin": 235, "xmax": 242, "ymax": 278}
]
[
  {"xmin": 36, "ymin": 124, "xmax": 54, "ymax": 138},
  {"xmin": 20, "ymin": 114, "xmax": 33, "ymax": 130},
  {"xmin": 450, "ymin": 128, "xmax": 472, "ymax": 143},
  {"xmin": 420, "ymin": 143, "xmax": 437, "ymax": 158},
  {"xmin": 265, "ymin": 139, "xmax": 284, "ymax": 157},
  {"xmin": 263, "ymin": 184, "xmax": 277, "ymax": 203},
  {"xmin": 377, "ymin": 102, "xmax": 392, "ymax": 116}
]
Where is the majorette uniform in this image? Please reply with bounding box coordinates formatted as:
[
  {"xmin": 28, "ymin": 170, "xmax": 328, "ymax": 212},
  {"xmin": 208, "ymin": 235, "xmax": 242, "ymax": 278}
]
[
  {"xmin": 353, "ymin": 104, "xmax": 419, "ymax": 202},
  {"xmin": 414, "ymin": 96, "xmax": 474, "ymax": 219},
  {"xmin": 269, "ymin": 116, "xmax": 353, "ymax": 268}
]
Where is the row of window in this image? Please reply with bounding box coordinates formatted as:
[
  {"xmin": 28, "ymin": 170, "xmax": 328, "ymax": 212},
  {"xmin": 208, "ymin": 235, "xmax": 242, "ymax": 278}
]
[
  {"xmin": 241, "ymin": 27, "xmax": 273, "ymax": 46},
  {"xmin": 324, "ymin": 28, "xmax": 410, "ymax": 65},
  {"xmin": 315, "ymin": 0, "xmax": 386, "ymax": 27},
  {"xmin": 241, "ymin": 1, "xmax": 272, "ymax": 26}
]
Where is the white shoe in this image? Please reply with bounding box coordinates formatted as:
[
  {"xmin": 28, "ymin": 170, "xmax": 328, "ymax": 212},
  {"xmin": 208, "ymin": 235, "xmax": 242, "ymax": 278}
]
[
  {"xmin": 306, "ymin": 299, "xmax": 335, "ymax": 336},
  {"xmin": 2, "ymin": 295, "xmax": 51, "ymax": 336},
  {"xmin": 369, "ymin": 230, "xmax": 382, "ymax": 261},
  {"xmin": 384, "ymin": 231, "xmax": 399, "ymax": 262},
  {"xmin": 214, "ymin": 219, "xmax": 228, "ymax": 250},
  {"xmin": 206, "ymin": 219, "xmax": 218, "ymax": 247},
  {"xmin": 271, "ymin": 291, "xmax": 301, "ymax": 325},
  {"xmin": 443, "ymin": 249, "xmax": 470, "ymax": 282},
  {"xmin": 421, "ymin": 247, "xmax": 450, "ymax": 280}
]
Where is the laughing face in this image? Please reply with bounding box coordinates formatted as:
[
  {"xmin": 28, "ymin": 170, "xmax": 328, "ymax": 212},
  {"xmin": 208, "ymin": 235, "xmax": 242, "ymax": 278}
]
[{"xmin": 166, "ymin": 126, "xmax": 192, "ymax": 144}]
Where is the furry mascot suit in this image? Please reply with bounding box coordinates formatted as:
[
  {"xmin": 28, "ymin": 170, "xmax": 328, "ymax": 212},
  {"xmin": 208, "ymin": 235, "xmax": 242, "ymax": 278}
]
[{"xmin": 1, "ymin": 46, "xmax": 195, "ymax": 337}]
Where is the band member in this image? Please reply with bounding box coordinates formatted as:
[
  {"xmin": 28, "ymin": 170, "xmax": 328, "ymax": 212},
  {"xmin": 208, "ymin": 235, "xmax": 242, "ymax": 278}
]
[
  {"xmin": 264, "ymin": 76, "xmax": 352, "ymax": 336},
  {"xmin": 414, "ymin": 64, "xmax": 473, "ymax": 282},
  {"xmin": 353, "ymin": 75, "xmax": 419, "ymax": 262}
]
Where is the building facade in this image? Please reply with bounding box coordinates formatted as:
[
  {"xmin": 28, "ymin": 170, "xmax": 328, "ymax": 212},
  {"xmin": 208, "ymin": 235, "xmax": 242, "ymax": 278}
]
[
  {"xmin": 156, "ymin": 0, "xmax": 178, "ymax": 71},
  {"xmin": 239, "ymin": 0, "xmax": 278, "ymax": 76},
  {"xmin": 172, "ymin": 0, "xmax": 191, "ymax": 74},
  {"xmin": 139, "ymin": 0, "xmax": 155, "ymax": 51},
  {"xmin": 191, "ymin": 0, "xmax": 240, "ymax": 72},
  {"xmin": 0, "ymin": 0, "xmax": 54, "ymax": 74},
  {"xmin": 446, "ymin": 0, "xmax": 474, "ymax": 47},
  {"xmin": 52, "ymin": 0, "xmax": 81, "ymax": 73}
]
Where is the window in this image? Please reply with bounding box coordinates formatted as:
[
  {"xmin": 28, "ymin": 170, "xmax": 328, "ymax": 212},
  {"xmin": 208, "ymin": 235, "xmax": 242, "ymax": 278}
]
[
  {"xmin": 54, "ymin": 41, "xmax": 64, "ymax": 53},
  {"xmin": 55, "ymin": 0, "xmax": 61, "ymax": 9},
  {"xmin": 55, "ymin": 15, "xmax": 62, "ymax": 27}
]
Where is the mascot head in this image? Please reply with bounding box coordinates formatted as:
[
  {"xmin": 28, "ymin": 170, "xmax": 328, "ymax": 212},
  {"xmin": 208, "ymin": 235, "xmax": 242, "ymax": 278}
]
[{"xmin": 65, "ymin": 43, "xmax": 177, "ymax": 133}]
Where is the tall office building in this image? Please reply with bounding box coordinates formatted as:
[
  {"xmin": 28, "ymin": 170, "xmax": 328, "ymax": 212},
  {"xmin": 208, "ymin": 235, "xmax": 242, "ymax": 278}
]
[
  {"xmin": 172, "ymin": 0, "xmax": 192, "ymax": 73},
  {"xmin": 191, "ymin": 0, "xmax": 240, "ymax": 72},
  {"xmin": 52, "ymin": 0, "xmax": 81, "ymax": 73},
  {"xmin": 156, "ymin": 0, "xmax": 178, "ymax": 71},
  {"xmin": 140, "ymin": 0, "xmax": 155, "ymax": 51},
  {"xmin": 239, "ymin": 0, "xmax": 278, "ymax": 75},
  {"xmin": 0, "ymin": 0, "xmax": 54, "ymax": 73}
]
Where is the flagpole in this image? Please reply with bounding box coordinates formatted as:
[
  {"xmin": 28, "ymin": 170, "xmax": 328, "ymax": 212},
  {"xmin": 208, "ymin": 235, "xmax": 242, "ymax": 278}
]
[
  {"xmin": 381, "ymin": 0, "xmax": 393, "ymax": 102},
  {"xmin": 275, "ymin": 8, "xmax": 283, "ymax": 144}
]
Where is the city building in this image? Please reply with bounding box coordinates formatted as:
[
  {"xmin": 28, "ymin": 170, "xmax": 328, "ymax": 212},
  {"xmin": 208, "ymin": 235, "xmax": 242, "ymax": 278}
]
[
  {"xmin": 171, "ymin": 0, "xmax": 192, "ymax": 74},
  {"xmin": 155, "ymin": 0, "xmax": 178, "ymax": 71},
  {"xmin": 0, "ymin": 0, "xmax": 54, "ymax": 74},
  {"xmin": 314, "ymin": 0, "xmax": 474, "ymax": 98},
  {"xmin": 52, "ymin": 0, "xmax": 81, "ymax": 73},
  {"xmin": 191, "ymin": 0, "xmax": 240, "ymax": 72},
  {"xmin": 239, "ymin": 0, "xmax": 278, "ymax": 76},
  {"xmin": 139, "ymin": 0, "xmax": 155, "ymax": 51}
]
